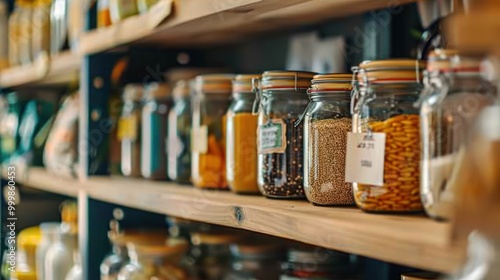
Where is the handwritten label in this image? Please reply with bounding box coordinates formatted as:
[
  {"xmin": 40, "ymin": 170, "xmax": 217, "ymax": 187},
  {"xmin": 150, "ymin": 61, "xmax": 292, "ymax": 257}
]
[
  {"xmin": 345, "ymin": 132, "xmax": 386, "ymax": 186},
  {"xmin": 191, "ymin": 125, "xmax": 208, "ymax": 154},
  {"xmin": 258, "ymin": 119, "xmax": 286, "ymax": 154}
]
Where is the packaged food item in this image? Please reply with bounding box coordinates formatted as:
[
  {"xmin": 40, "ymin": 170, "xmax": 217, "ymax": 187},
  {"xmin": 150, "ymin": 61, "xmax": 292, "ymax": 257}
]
[
  {"xmin": 168, "ymin": 80, "xmax": 192, "ymax": 184},
  {"xmin": 98, "ymin": 0, "xmax": 112, "ymax": 27},
  {"xmin": 350, "ymin": 59, "xmax": 425, "ymax": 213},
  {"xmin": 255, "ymin": 71, "xmax": 315, "ymax": 199},
  {"xmin": 301, "ymin": 73, "xmax": 354, "ymax": 206},
  {"xmin": 117, "ymin": 238, "xmax": 190, "ymax": 280},
  {"xmin": 118, "ymin": 84, "xmax": 143, "ymax": 177},
  {"xmin": 226, "ymin": 74, "xmax": 260, "ymax": 194},
  {"xmin": 419, "ymin": 50, "xmax": 496, "ymax": 220},
  {"xmin": 44, "ymin": 93, "xmax": 79, "ymax": 178},
  {"xmin": 191, "ymin": 74, "xmax": 233, "ymax": 189},
  {"xmin": 137, "ymin": 0, "xmax": 157, "ymax": 14},
  {"xmin": 109, "ymin": 0, "xmax": 138, "ymax": 24},
  {"xmin": 18, "ymin": 0, "xmax": 34, "ymax": 65},
  {"xmin": 141, "ymin": 82, "xmax": 172, "ymax": 180},
  {"xmin": 31, "ymin": 0, "xmax": 51, "ymax": 60},
  {"xmin": 50, "ymin": 0, "xmax": 68, "ymax": 55}
]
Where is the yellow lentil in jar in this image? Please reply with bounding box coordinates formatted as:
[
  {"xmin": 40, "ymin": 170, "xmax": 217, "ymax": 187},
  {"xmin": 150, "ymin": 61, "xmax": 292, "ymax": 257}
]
[{"xmin": 354, "ymin": 114, "xmax": 423, "ymax": 212}]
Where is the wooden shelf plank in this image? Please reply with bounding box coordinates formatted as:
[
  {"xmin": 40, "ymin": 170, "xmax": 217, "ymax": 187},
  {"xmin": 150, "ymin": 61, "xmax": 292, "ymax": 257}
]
[
  {"xmin": 80, "ymin": 0, "xmax": 419, "ymax": 52},
  {"xmin": 0, "ymin": 52, "xmax": 80, "ymax": 88},
  {"xmin": 7, "ymin": 168, "xmax": 465, "ymax": 273}
]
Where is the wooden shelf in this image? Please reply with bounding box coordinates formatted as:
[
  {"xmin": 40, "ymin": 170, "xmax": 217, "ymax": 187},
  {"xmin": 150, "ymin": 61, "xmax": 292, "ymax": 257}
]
[
  {"xmin": 81, "ymin": 0, "xmax": 418, "ymax": 54},
  {"xmin": 5, "ymin": 167, "xmax": 465, "ymax": 273},
  {"xmin": 0, "ymin": 52, "xmax": 80, "ymax": 88}
]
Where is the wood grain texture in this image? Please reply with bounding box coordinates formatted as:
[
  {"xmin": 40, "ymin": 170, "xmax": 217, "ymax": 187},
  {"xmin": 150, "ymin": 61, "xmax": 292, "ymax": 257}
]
[{"xmin": 10, "ymin": 168, "xmax": 466, "ymax": 273}]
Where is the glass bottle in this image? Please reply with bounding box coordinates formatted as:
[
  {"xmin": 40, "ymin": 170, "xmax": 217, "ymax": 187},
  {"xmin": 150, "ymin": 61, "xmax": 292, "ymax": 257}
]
[
  {"xmin": 191, "ymin": 74, "xmax": 234, "ymax": 189},
  {"xmin": 97, "ymin": 0, "xmax": 112, "ymax": 27},
  {"xmin": 44, "ymin": 225, "xmax": 77, "ymax": 280},
  {"xmin": 8, "ymin": 0, "xmax": 23, "ymax": 66},
  {"xmin": 36, "ymin": 222, "xmax": 60, "ymax": 280},
  {"xmin": 302, "ymin": 73, "xmax": 355, "ymax": 206},
  {"xmin": 167, "ymin": 80, "xmax": 193, "ymax": 184},
  {"xmin": 15, "ymin": 227, "xmax": 41, "ymax": 277},
  {"xmin": 226, "ymin": 74, "xmax": 260, "ymax": 194},
  {"xmin": 255, "ymin": 71, "xmax": 315, "ymax": 199},
  {"xmin": 419, "ymin": 50, "xmax": 496, "ymax": 220},
  {"xmin": 64, "ymin": 251, "xmax": 82, "ymax": 280},
  {"xmin": 31, "ymin": 0, "xmax": 51, "ymax": 61},
  {"xmin": 118, "ymin": 84, "xmax": 144, "ymax": 177},
  {"xmin": 18, "ymin": 0, "xmax": 34, "ymax": 65},
  {"xmin": 351, "ymin": 59, "xmax": 425, "ymax": 213},
  {"xmin": 50, "ymin": 0, "xmax": 68, "ymax": 55},
  {"xmin": 0, "ymin": 0, "xmax": 8, "ymax": 69},
  {"xmin": 117, "ymin": 238, "xmax": 190, "ymax": 280},
  {"xmin": 141, "ymin": 82, "xmax": 172, "ymax": 180}
]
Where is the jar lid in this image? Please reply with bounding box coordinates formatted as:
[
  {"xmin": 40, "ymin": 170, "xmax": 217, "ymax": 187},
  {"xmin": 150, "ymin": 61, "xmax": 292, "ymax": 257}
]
[
  {"xmin": 145, "ymin": 82, "xmax": 171, "ymax": 99},
  {"xmin": 359, "ymin": 59, "xmax": 426, "ymax": 84},
  {"xmin": 261, "ymin": 70, "xmax": 316, "ymax": 90},
  {"xmin": 123, "ymin": 84, "xmax": 145, "ymax": 101},
  {"xmin": 129, "ymin": 237, "xmax": 189, "ymax": 256},
  {"xmin": 172, "ymin": 80, "xmax": 193, "ymax": 98},
  {"xmin": 190, "ymin": 231, "xmax": 242, "ymax": 245},
  {"xmin": 233, "ymin": 74, "xmax": 261, "ymax": 93},
  {"xmin": 310, "ymin": 73, "xmax": 353, "ymax": 93},
  {"xmin": 195, "ymin": 74, "xmax": 234, "ymax": 94},
  {"xmin": 17, "ymin": 227, "xmax": 41, "ymax": 247},
  {"xmin": 401, "ymin": 272, "xmax": 440, "ymax": 280},
  {"xmin": 427, "ymin": 49, "xmax": 459, "ymax": 72}
]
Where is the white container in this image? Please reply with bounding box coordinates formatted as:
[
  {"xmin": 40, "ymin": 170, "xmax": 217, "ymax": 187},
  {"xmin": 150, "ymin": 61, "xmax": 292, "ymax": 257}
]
[
  {"xmin": 44, "ymin": 226, "xmax": 77, "ymax": 280},
  {"xmin": 36, "ymin": 222, "xmax": 60, "ymax": 280}
]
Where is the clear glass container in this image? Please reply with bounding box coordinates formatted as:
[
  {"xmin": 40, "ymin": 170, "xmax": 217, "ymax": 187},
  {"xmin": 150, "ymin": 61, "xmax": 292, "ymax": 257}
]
[
  {"xmin": 50, "ymin": 0, "xmax": 68, "ymax": 55},
  {"xmin": 0, "ymin": 1, "xmax": 8, "ymax": 70},
  {"xmin": 65, "ymin": 252, "xmax": 82, "ymax": 280},
  {"xmin": 225, "ymin": 240, "xmax": 284, "ymax": 280},
  {"xmin": 419, "ymin": 50, "xmax": 497, "ymax": 220},
  {"xmin": 31, "ymin": 0, "xmax": 51, "ymax": 61},
  {"xmin": 226, "ymin": 74, "xmax": 260, "ymax": 194},
  {"xmin": 109, "ymin": 0, "xmax": 138, "ymax": 24},
  {"xmin": 36, "ymin": 222, "xmax": 60, "ymax": 280},
  {"xmin": 168, "ymin": 80, "xmax": 193, "ymax": 184},
  {"xmin": 18, "ymin": 0, "xmax": 34, "ymax": 65},
  {"xmin": 255, "ymin": 71, "xmax": 315, "ymax": 199},
  {"xmin": 302, "ymin": 73, "xmax": 355, "ymax": 206},
  {"xmin": 352, "ymin": 59, "xmax": 425, "ymax": 213},
  {"xmin": 191, "ymin": 74, "xmax": 233, "ymax": 189},
  {"xmin": 280, "ymin": 247, "xmax": 353, "ymax": 280},
  {"xmin": 118, "ymin": 84, "xmax": 144, "ymax": 177},
  {"xmin": 185, "ymin": 231, "xmax": 241, "ymax": 280},
  {"xmin": 117, "ymin": 238, "xmax": 190, "ymax": 280},
  {"xmin": 141, "ymin": 83, "xmax": 172, "ymax": 180},
  {"xmin": 98, "ymin": 0, "xmax": 112, "ymax": 27},
  {"xmin": 44, "ymin": 225, "xmax": 77, "ymax": 280},
  {"xmin": 8, "ymin": 0, "xmax": 24, "ymax": 66}
]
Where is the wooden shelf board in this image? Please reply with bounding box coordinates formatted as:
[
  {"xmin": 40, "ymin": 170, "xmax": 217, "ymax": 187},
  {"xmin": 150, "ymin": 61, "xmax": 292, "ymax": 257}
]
[
  {"xmin": 81, "ymin": 0, "xmax": 419, "ymax": 52},
  {"xmin": 7, "ymin": 168, "xmax": 465, "ymax": 273},
  {"xmin": 0, "ymin": 52, "xmax": 80, "ymax": 88}
]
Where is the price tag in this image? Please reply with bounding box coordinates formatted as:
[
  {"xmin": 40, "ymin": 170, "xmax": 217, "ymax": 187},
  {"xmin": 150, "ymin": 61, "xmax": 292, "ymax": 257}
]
[
  {"xmin": 345, "ymin": 132, "xmax": 386, "ymax": 186},
  {"xmin": 192, "ymin": 125, "xmax": 208, "ymax": 154},
  {"xmin": 258, "ymin": 119, "xmax": 286, "ymax": 154}
]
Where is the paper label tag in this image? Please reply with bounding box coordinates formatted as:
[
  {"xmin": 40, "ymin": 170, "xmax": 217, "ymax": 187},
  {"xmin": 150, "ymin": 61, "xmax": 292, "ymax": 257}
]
[
  {"xmin": 345, "ymin": 132, "xmax": 386, "ymax": 186},
  {"xmin": 192, "ymin": 125, "xmax": 208, "ymax": 154},
  {"xmin": 117, "ymin": 115, "xmax": 138, "ymax": 141},
  {"xmin": 258, "ymin": 119, "xmax": 286, "ymax": 154}
]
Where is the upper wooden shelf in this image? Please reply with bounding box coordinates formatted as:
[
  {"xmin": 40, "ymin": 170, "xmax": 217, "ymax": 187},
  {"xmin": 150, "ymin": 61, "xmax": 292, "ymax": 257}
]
[
  {"xmin": 4, "ymin": 167, "xmax": 465, "ymax": 273},
  {"xmin": 0, "ymin": 52, "xmax": 80, "ymax": 88},
  {"xmin": 80, "ymin": 0, "xmax": 418, "ymax": 54}
]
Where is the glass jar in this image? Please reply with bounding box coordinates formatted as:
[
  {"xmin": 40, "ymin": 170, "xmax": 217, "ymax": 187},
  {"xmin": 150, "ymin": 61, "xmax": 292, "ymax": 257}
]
[
  {"xmin": 185, "ymin": 231, "xmax": 241, "ymax": 280},
  {"xmin": 280, "ymin": 247, "xmax": 353, "ymax": 280},
  {"xmin": 65, "ymin": 252, "xmax": 82, "ymax": 280},
  {"xmin": 0, "ymin": 1, "xmax": 8, "ymax": 70},
  {"xmin": 168, "ymin": 80, "xmax": 193, "ymax": 184},
  {"xmin": 255, "ymin": 71, "xmax": 315, "ymax": 199},
  {"xmin": 36, "ymin": 222, "xmax": 60, "ymax": 280},
  {"xmin": 191, "ymin": 74, "xmax": 233, "ymax": 189},
  {"xmin": 50, "ymin": 0, "xmax": 68, "ymax": 55},
  {"xmin": 109, "ymin": 0, "xmax": 138, "ymax": 24},
  {"xmin": 16, "ymin": 227, "xmax": 41, "ymax": 275},
  {"xmin": 352, "ymin": 59, "xmax": 426, "ymax": 213},
  {"xmin": 31, "ymin": 0, "xmax": 51, "ymax": 61},
  {"xmin": 137, "ymin": 0, "xmax": 158, "ymax": 14},
  {"xmin": 302, "ymin": 73, "xmax": 355, "ymax": 206},
  {"xmin": 420, "ymin": 50, "xmax": 497, "ymax": 220},
  {"xmin": 98, "ymin": 0, "xmax": 112, "ymax": 27},
  {"xmin": 141, "ymin": 83, "xmax": 172, "ymax": 180},
  {"xmin": 117, "ymin": 238, "xmax": 190, "ymax": 280},
  {"xmin": 226, "ymin": 74, "xmax": 260, "ymax": 194},
  {"xmin": 18, "ymin": 0, "xmax": 34, "ymax": 65},
  {"xmin": 118, "ymin": 84, "xmax": 144, "ymax": 177},
  {"xmin": 225, "ymin": 240, "xmax": 284, "ymax": 280},
  {"xmin": 8, "ymin": 0, "xmax": 22, "ymax": 66},
  {"xmin": 1, "ymin": 93, "xmax": 22, "ymax": 163},
  {"xmin": 44, "ymin": 225, "xmax": 77, "ymax": 280}
]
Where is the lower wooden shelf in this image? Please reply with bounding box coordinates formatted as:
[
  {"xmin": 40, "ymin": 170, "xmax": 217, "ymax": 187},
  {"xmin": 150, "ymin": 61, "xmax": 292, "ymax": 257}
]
[{"xmin": 5, "ymin": 167, "xmax": 466, "ymax": 273}]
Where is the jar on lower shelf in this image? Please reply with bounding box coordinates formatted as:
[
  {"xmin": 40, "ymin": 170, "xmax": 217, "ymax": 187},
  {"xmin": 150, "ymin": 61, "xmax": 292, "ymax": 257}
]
[
  {"xmin": 302, "ymin": 73, "xmax": 355, "ymax": 206},
  {"xmin": 255, "ymin": 71, "xmax": 316, "ymax": 199},
  {"xmin": 351, "ymin": 59, "xmax": 426, "ymax": 213}
]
